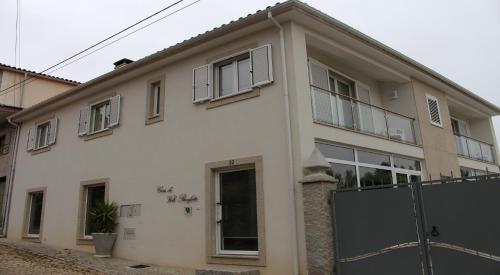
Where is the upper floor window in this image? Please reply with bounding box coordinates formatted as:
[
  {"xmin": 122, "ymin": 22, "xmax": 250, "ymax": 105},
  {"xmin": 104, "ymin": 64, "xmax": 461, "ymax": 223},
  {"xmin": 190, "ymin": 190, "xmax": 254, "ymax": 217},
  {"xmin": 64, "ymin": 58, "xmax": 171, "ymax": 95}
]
[
  {"xmin": 27, "ymin": 118, "xmax": 58, "ymax": 152},
  {"xmin": 451, "ymin": 117, "xmax": 469, "ymax": 136},
  {"xmin": 78, "ymin": 95, "xmax": 121, "ymax": 137},
  {"xmin": 36, "ymin": 122, "xmax": 50, "ymax": 148},
  {"xmin": 192, "ymin": 44, "xmax": 273, "ymax": 103},
  {"xmin": 146, "ymin": 76, "xmax": 165, "ymax": 124}
]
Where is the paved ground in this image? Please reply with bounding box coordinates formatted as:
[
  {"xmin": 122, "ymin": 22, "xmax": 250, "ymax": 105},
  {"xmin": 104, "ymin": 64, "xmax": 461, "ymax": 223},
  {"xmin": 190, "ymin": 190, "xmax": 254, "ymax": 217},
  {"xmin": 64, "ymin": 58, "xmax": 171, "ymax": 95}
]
[{"xmin": 0, "ymin": 239, "xmax": 195, "ymax": 275}]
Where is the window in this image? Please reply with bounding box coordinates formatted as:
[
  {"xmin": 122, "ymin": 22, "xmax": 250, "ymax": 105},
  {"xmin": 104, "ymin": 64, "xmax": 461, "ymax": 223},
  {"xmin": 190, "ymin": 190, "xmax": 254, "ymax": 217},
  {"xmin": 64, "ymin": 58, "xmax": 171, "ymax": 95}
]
[
  {"xmin": 36, "ymin": 122, "xmax": 50, "ymax": 149},
  {"xmin": 216, "ymin": 54, "xmax": 252, "ymax": 98},
  {"xmin": 23, "ymin": 188, "xmax": 46, "ymax": 240},
  {"xmin": 27, "ymin": 118, "xmax": 58, "ymax": 152},
  {"xmin": 83, "ymin": 185, "xmax": 105, "ymax": 238},
  {"xmin": 426, "ymin": 94, "xmax": 442, "ymax": 127},
  {"xmin": 206, "ymin": 157, "xmax": 265, "ymax": 266},
  {"xmin": 78, "ymin": 95, "xmax": 121, "ymax": 137},
  {"xmin": 192, "ymin": 45, "xmax": 273, "ymax": 103},
  {"xmin": 316, "ymin": 142, "xmax": 422, "ymax": 189},
  {"xmin": 90, "ymin": 101, "xmax": 110, "ymax": 133},
  {"xmin": 0, "ymin": 134, "xmax": 8, "ymax": 155},
  {"xmin": 216, "ymin": 169, "xmax": 258, "ymax": 254},
  {"xmin": 460, "ymin": 166, "xmax": 490, "ymax": 177},
  {"xmin": 78, "ymin": 179, "xmax": 108, "ymax": 243},
  {"xmin": 146, "ymin": 76, "xmax": 165, "ymax": 124}
]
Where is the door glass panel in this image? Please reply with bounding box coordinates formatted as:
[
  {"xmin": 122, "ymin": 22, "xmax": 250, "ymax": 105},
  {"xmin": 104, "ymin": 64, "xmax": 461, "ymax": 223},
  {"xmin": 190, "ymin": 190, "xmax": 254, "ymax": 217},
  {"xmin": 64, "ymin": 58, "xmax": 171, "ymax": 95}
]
[
  {"xmin": 330, "ymin": 163, "xmax": 357, "ymax": 190},
  {"xmin": 337, "ymin": 80, "xmax": 351, "ymax": 96},
  {"xmin": 219, "ymin": 169, "xmax": 258, "ymax": 252},
  {"xmin": 28, "ymin": 192, "xmax": 44, "ymax": 235},
  {"xmin": 84, "ymin": 186, "xmax": 105, "ymax": 236},
  {"xmin": 316, "ymin": 143, "xmax": 355, "ymax": 161},
  {"xmin": 358, "ymin": 150, "xmax": 391, "ymax": 167},
  {"xmin": 359, "ymin": 167, "xmax": 393, "ymax": 187}
]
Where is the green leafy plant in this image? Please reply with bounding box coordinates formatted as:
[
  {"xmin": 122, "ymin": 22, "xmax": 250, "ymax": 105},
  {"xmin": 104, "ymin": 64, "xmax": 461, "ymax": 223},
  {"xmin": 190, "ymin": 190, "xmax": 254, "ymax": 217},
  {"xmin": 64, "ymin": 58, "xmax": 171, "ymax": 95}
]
[{"xmin": 88, "ymin": 202, "xmax": 118, "ymax": 233}]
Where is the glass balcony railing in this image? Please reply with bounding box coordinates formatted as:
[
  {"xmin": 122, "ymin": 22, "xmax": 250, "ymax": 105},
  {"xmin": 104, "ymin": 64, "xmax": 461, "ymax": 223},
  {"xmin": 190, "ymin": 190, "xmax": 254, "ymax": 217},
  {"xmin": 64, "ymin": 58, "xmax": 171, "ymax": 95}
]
[
  {"xmin": 454, "ymin": 134, "xmax": 495, "ymax": 163},
  {"xmin": 311, "ymin": 85, "xmax": 417, "ymax": 144}
]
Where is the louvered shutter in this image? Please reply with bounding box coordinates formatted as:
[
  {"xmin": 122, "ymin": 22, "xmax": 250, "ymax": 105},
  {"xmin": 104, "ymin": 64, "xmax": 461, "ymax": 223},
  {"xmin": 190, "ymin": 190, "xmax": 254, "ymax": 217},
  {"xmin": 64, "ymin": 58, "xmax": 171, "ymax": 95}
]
[
  {"xmin": 250, "ymin": 44, "xmax": 273, "ymax": 87},
  {"xmin": 193, "ymin": 65, "xmax": 211, "ymax": 103},
  {"xmin": 426, "ymin": 95, "xmax": 442, "ymax": 126},
  {"xmin": 47, "ymin": 118, "xmax": 58, "ymax": 145},
  {"xmin": 27, "ymin": 126, "xmax": 36, "ymax": 151},
  {"xmin": 78, "ymin": 106, "xmax": 90, "ymax": 136},
  {"xmin": 2, "ymin": 132, "xmax": 10, "ymax": 154},
  {"xmin": 108, "ymin": 95, "xmax": 121, "ymax": 127},
  {"xmin": 309, "ymin": 61, "xmax": 329, "ymax": 90}
]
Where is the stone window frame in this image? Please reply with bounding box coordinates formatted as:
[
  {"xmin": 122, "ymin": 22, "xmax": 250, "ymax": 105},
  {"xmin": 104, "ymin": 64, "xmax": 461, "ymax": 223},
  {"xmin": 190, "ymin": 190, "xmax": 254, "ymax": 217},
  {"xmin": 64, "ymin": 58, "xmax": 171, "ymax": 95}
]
[
  {"xmin": 205, "ymin": 156, "xmax": 266, "ymax": 266},
  {"xmin": 22, "ymin": 187, "xmax": 47, "ymax": 243},
  {"xmin": 76, "ymin": 178, "xmax": 109, "ymax": 245},
  {"xmin": 145, "ymin": 75, "xmax": 166, "ymax": 125},
  {"xmin": 82, "ymin": 92, "xmax": 117, "ymax": 141}
]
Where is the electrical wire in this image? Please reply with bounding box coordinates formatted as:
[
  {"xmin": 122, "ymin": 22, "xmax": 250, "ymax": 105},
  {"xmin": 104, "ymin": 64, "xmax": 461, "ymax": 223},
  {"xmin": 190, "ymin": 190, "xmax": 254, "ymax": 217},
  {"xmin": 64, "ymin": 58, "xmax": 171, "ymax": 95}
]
[
  {"xmin": 0, "ymin": 0, "xmax": 189, "ymax": 95},
  {"xmin": 1, "ymin": 0, "xmax": 202, "ymax": 96}
]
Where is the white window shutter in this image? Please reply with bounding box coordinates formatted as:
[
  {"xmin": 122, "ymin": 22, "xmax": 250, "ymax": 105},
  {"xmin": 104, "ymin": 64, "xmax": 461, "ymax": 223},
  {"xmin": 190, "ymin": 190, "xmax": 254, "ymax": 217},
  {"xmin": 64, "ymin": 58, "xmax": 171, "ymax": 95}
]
[
  {"xmin": 27, "ymin": 126, "xmax": 36, "ymax": 151},
  {"xmin": 108, "ymin": 95, "xmax": 121, "ymax": 127},
  {"xmin": 309, "ymin": 61, "xmax": 329, "ymax": 90},
  {"xmin": 47, "ymin": 118, "xmax": 58, "ymax": 145},
  {"xmin": 426, "ymin": 95, "xmax": 442, "ymax": 126},
  {"xmin": 78, "ymin": 106, "xmax": 90, "ymax": 136},
  {"xmin": 193, "ymin": 64, "xmax": 211, "ymax": 103},
  {"xmin": 2, "ymin": 132, "xmax": 10, "ymax": 154},
  {"xmin": 250, "ymin": 44, "xmax": 273, "ymax": 87}
]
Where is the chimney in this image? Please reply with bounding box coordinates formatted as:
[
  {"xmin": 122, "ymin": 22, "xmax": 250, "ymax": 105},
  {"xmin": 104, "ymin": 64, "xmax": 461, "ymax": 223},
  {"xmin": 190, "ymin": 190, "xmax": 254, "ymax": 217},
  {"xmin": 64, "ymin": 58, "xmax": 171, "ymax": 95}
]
[{"xmin": 113, "ymin": 58, "xmax": 133, "ymax": 69}]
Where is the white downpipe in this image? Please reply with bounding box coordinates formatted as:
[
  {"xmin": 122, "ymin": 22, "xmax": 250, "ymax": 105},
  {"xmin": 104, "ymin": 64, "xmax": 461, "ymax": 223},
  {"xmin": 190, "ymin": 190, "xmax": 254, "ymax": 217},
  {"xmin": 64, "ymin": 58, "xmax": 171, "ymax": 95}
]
[
  {"xmin": 1, "ymin": 118, "xmax": 21, "ymax": 237},
  {"xmin": 268, "ymin": 11, "xmax": 299, "ymax": 275}
]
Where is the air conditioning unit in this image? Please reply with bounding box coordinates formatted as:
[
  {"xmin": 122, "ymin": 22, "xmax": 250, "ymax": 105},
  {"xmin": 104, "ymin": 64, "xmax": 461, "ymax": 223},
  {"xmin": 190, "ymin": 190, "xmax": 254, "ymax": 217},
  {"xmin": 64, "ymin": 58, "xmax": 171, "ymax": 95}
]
[{"xmin": 389, "ymin": 128, "xmax": 405, "ymax": 141}]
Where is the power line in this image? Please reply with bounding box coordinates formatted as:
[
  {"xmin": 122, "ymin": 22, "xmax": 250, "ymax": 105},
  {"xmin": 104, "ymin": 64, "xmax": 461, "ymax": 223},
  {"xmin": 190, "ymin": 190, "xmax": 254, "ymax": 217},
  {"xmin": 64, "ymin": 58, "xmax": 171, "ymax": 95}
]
[
  {"xmin": 1, "ymin": 0, "xmax": 202, "ymax": 96},
  {"xmin": 0, "ymin": 0, "xmax": 187, "ymax": 95}
]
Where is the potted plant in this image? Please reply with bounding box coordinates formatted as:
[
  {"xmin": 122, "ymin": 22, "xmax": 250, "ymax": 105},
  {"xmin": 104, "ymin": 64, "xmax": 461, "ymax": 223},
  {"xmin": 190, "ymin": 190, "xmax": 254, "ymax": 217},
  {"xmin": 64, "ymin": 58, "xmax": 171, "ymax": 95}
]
[{"xmin": 88, "ymin": 201, "xmax": 118, "ymax": 257}]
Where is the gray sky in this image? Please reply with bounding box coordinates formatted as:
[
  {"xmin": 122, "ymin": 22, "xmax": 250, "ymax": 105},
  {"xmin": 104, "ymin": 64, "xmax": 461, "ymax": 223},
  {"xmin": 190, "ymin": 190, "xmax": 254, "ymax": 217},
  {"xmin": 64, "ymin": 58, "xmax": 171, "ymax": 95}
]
[{"xmin": 1, "ymin": 0, "xmax": 499, "ymax": 146}]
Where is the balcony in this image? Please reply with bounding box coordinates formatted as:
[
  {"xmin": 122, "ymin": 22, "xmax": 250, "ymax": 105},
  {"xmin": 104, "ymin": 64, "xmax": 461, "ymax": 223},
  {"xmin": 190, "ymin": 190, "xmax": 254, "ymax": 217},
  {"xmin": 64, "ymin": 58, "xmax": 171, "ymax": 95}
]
[
  {"xmin": 454, "ymin": 134, "xmax": 495, "ymax": 163},
  {"xmin": 311, "ymin": 85, "xmax": 417, "ymax": 144}
]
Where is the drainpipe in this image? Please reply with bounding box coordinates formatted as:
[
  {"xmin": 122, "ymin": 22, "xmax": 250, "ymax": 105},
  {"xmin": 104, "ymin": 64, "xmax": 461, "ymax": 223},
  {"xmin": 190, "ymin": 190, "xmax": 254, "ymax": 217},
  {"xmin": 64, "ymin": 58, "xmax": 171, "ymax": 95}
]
[
  {"xmin": 1, "ymin": 117, "xmax": 21, "ymax": 237},
  {"xmin": 268, "ymin": 11, "xmax": 299, "ymax": 275}
]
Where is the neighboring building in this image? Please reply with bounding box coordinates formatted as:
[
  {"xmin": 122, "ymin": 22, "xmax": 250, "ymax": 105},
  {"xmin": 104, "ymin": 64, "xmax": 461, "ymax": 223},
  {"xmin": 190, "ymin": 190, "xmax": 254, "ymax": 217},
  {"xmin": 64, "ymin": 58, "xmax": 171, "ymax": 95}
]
[
  {"xmin": 0, "ymin": 64, "xmax": 78, "ymax": 236},
  {"xmin": 4, "ymin": 1, "xmax": 499, "ymax": 274}
]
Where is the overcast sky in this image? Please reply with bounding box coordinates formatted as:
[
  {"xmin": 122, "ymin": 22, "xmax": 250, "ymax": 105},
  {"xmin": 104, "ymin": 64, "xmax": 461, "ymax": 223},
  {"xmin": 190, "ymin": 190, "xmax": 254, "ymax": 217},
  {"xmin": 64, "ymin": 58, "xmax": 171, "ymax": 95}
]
[{"xmin": 1, "ymin": 0, "xmax": 499, "ymax": 146}]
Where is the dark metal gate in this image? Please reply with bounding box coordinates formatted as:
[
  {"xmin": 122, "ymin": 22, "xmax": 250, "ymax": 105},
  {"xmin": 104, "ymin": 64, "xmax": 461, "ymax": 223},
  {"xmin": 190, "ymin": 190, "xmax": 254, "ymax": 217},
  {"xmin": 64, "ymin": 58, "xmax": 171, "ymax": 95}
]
[{"xmin": 331, "ymin": 174, "xmax": 500, "ymax": 275}]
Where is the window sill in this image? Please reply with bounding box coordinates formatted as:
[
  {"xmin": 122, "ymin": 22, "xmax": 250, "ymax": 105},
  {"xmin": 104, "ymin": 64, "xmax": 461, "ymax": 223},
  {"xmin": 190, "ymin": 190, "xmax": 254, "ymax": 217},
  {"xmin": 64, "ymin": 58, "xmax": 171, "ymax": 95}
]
[
  {"xmin": 76, "ymin": 238, "xmax": 93, "ymax": 245},
  {"xmin": 84, "ymin": 128, "xmax": 113, "ymax": 141},
  {"xmin": 206, "ymin": 88, "xmax": 260, "ymax": 110},
  {"xmin": 145, "ymin": 115, "xmax": 164, "ymax": 125},
  {"xmin": 30, "ymin": 146, "xmax": 51, "ymax": 156},
  {"xmin": 22, "ymin": 236, "xmax": 41, "ymax": 243},
  {"xmin": 207, "ymin": 253, "xmax": 265, "ymax": 267}
]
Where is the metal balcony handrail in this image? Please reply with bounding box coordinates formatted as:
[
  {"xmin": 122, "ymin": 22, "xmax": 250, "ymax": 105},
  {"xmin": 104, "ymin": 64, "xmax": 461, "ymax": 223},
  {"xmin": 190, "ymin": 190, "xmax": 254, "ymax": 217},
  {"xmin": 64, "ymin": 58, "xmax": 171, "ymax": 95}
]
[
  {"xmin": 453, "ymin": 133, "xmax": 494, "ymax": 147},
  {"xmin": 310, "ymin": 84, "xmax": 416, "ymax": 121}
]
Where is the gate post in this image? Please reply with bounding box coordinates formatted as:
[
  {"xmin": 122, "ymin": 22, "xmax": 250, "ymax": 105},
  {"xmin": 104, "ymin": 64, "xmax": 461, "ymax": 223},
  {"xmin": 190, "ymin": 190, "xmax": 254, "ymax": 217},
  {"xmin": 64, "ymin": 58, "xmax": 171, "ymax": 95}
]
[{"xmin": 300, "ymin": 148, "xmax": 338, "ymax": 275}]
